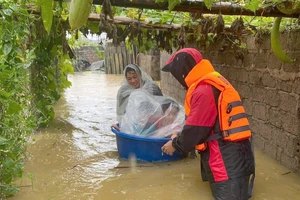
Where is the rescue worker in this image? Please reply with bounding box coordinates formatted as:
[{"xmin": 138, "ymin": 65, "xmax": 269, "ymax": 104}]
[{"xmin": 161, "ymin": 48, "xmax": 255, "ymax": 200}]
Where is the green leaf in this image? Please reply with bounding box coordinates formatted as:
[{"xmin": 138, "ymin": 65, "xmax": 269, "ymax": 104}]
[
  {"xmin": 3, "ymin": 43, "xmax": 12, "ymax": 55},
  {"xmin": 0, "ymin": 70, "xmax": 13, "ymax": 82},
  {"xmin": 86, "ymin": 22, "xmax": 99, "ymax": 33},
  {"xmin": 161, "ymin": 15, "xmax": 171, "ymax": 24},
  {"xmin": 2, "ymin": 9, "xmax": 13, "ymax": 16},
  {"xmin": 51, "ymin": 45, "xmax": 57, "ymax": 56},
  {"xmin": 41, "ymin": 0, "xmax": 54, "ymax": 34},
  {"xmin": 0, "ymin": 136, "xmax": 8, "ymax": 145},
  {"xmin": 0, "ymin": 89, "xmax": 10, "ymax": 99},
  {"xmin": 168, "ymin": 0, "xmax": 181, "ymax": 11},
  {"xmin": 244, "ymin": 0, "xmax": 260, "ymax": 13},
  {"xmin": 7, "ymin": 100, "xmax": 22, "ymax": 115},
  {"xmin": 204, "ymin": 0, "xmax": 214, "ymax": 10},
  {"xmin": 95, "ymin": 5, "xmax": 101, "ymax": 13}
]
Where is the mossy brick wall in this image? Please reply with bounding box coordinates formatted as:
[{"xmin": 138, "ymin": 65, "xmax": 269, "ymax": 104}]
[
  {"xmin": 74, "ymin": 46, "xmax": 102, "ymax": 64},
  {"xmin": 160, "ymin": 31, "xmax": 300, "ymax": 172},
  {"xmin": 137, "ymin": 48, "xmax": 161, "ymax": 81}
]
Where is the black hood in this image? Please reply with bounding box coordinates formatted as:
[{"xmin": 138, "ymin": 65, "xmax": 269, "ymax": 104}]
[{"xmin": 162, "ymin": 48, "xmax": 203, "ymax": 89}]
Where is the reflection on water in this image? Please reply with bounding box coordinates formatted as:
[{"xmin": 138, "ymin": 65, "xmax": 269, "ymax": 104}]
[{"xmin": 10, "ymin": 72, "xmax": 300, "ymax": 200}]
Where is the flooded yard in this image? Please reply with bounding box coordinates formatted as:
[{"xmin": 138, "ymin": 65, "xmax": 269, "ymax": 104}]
[{"xmin": 9, "ymin": 72, "xmax": 300, "ymax": 200}]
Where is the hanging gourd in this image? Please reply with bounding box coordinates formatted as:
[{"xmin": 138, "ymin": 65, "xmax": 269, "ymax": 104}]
[{"xmin": 68, "ymin": 0, "xmax": 93, "ymax": 30}]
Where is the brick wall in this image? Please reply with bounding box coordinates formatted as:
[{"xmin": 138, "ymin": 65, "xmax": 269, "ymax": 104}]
[
  {"xmin": 159, "ymin": 31, "xmax": 300, "ymax": 172},
  {"xmin": 74, "ymin": 46, "xmax": 103, "ymax": 64},
  {"xmin": 137, "ymin": 48, "xmax": 161, "ymax": 81}
]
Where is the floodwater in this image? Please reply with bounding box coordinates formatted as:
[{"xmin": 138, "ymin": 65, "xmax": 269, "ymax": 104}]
[{"xmin": 9, "ymin": 72, "xmax": 300, "ymax": 200}]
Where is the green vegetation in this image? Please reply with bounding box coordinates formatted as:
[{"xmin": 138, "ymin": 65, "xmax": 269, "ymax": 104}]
[
  {"xmin": 0, "ymin": 0, "xmax": 299, "ymax": 198},
  {"xmin": 0, "ymin": 0, "xmax": 73, "ymax": 198},
  {"xmin": 82, "ymin": 0, "xmax": 300, "ymax": 56}
]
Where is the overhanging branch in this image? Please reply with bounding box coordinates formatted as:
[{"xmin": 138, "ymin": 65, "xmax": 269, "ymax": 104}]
[{"xmin": 92, "ymin": 0, "xmax": 299, "ymax": 18}]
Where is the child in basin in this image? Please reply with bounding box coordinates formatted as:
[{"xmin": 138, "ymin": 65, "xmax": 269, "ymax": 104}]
[
  {"xmin": 118, "ymin": 89, "xmax": 161, "ymax": 136},
  {"xmin": 116, "ymin": 89, "xmax": 185, "ymax": 138},
  {"xmin": 154, "ymin": 98, "xmax": 184, "ymax": 138}
]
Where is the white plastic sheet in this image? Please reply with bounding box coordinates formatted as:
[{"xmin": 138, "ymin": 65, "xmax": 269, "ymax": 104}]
[
  {"xmin": 120, "ymin": 89, "xmax": 185, "ymax": 138},
  {"xmin": 116, "ymin": 64, "xmax": 163, "ymax": 123}
]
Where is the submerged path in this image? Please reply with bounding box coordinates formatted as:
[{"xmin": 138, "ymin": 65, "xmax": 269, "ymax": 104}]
[{"xmin": 9, "ymin": 72, "xmax": 300, "ymax": 200}]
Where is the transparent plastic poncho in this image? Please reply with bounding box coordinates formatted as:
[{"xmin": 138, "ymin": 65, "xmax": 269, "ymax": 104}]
[
  {"xmin": 120, "ymin": 89, "xmax": 185, "ymax": 138},
  {"xmin": 116, "ymin": 64, "xmax": 163, "ymax": 122}
]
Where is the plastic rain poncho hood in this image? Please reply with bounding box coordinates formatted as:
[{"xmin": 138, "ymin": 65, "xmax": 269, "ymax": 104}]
[{"xmin": 116, "ymin": 64, "xmax": 163, "ymax": 122}]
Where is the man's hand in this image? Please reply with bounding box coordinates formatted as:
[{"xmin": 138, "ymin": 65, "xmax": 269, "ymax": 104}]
[
  {"xmin": 161, "ymin": 140, "xmax": 176, "ymax": 155},
  {"xmin": 111, "ymin": 124, "xmax": 120, "ymax": 131},
  {"xmin": 171, "ymin": 132, "xmax": 179, "ymax": 140}
]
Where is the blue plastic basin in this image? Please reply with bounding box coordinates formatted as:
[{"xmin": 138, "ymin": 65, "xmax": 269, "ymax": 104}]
[{"xmin": 111, "ymin": 127, "xmax": 186, "ymax": 162}]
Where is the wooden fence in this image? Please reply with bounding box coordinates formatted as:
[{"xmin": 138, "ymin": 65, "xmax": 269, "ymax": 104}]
[{"xmin": 104, "ymin": 42, "xmax": 134, "ymax": 74}]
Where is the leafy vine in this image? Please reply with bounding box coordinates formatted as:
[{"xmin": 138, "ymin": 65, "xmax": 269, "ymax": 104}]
[{"xmin": 0, "ymin": 0, "xmax": 73, "ymax": 197}]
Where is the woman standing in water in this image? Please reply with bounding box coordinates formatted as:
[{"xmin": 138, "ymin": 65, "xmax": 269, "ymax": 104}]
[{"xmin": 112, "ymin": 64, "xmax": 163, "ymax": 128}]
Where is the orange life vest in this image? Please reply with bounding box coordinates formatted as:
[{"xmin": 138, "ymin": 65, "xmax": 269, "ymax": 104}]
[{"xmin": 184, "ymin": 62, "xmax": 251, "ymax": 151}]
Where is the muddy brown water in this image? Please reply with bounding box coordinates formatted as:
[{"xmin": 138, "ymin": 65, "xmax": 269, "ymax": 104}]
[{"xmin": 9, "ymin": 72, "xmax": 300, "ymax": 200}]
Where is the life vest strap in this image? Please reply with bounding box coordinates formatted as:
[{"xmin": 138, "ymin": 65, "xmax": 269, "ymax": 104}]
[
  {"xmin": 205, "ymin": 133, "xmax": 223, "ymax": 142},
  {"xmin": 228, "ymin": 113, "xmax": 248, "ymax": 126},
  {"xmin": 199, "ymin": 118, "xmax": 223, "ymax": 144},
  {"xmin": 226, "ymin": 101, "xmax": 243, "ymax": 114},
  {"xmin": 223, "ymin": 125, "xmax": 250, "ymax": 137},
  {"xmin": 202, "ymin": 125, "xmax": 251, "ymax": 143}
]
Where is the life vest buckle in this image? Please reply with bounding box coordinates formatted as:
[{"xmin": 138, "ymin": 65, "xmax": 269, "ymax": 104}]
[
  {"xmin": 226, "ymin": 104, "xmax": 232, "ymax": 114},
  {"xmin": 228, "ymin": 116, "xmax": 232, "ymax": 126},
  {"xmin": 223, "ymin": 130, "xmax": 230, "ymax": 137}
]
